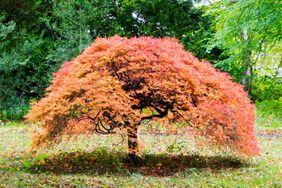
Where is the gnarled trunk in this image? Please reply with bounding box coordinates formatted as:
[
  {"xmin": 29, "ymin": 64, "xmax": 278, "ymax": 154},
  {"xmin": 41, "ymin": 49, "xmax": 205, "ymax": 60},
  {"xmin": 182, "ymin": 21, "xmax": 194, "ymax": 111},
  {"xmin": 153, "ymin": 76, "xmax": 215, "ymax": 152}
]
[{"xmin": 127, "ymin": 126, "xmax": 139, "ymax": 163}]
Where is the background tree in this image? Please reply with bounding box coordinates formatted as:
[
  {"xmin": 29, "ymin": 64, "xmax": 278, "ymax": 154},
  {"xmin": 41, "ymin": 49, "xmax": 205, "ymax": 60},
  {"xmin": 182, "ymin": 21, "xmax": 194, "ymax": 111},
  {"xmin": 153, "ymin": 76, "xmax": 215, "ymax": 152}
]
[
  {"xmin": 26, "ymin": 36, "xmax": 259, "ymax": 162},
  {"xmin": 0, "ymin": 0, "xmax": 215, "ymax": 120},
  {"xmin": 207, "ymin": 0, "xmax": 282, "ymax": 97}
]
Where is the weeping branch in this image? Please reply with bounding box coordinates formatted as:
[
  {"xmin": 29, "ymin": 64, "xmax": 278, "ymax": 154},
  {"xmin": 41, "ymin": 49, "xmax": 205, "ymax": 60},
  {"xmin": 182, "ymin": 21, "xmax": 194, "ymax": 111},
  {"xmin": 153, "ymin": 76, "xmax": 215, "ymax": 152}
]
[{"xmin": 87, "ymin": 111, "xmax": 122, "ymax": 134}]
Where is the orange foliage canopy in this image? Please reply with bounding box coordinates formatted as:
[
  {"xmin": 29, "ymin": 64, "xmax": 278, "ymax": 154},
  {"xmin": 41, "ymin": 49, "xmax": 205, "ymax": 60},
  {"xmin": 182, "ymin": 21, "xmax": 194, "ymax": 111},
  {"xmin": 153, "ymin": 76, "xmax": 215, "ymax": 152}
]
[{"xmin": 26, "ymin": 36, "xmax": 259, "ymax": 156}]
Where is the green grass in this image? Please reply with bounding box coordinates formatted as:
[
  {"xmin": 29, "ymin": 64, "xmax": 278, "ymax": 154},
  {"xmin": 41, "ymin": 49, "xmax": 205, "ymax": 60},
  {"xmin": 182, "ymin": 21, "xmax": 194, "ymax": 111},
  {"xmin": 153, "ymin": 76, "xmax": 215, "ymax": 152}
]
[
  {"xmin": 256, "ymin": 100, "xmax": 282, "ymax": 130},
  {"xmin": 0, "ymin": 103, "xmax": 281, "ymax": 187}
]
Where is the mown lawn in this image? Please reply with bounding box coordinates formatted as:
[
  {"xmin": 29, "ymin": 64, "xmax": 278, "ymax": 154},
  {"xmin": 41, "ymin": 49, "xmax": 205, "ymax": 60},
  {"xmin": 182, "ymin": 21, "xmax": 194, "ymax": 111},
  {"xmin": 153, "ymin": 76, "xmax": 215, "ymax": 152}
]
[{"xmin": 0, "ymin": 105, "xmax": 281, "ymax": 187}]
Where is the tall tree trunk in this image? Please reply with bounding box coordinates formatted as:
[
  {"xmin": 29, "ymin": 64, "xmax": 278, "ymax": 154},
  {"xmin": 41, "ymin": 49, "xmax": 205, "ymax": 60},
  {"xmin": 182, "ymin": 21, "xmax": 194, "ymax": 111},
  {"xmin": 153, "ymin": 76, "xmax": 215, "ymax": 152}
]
[
  {"xmin": 241, "ymin": 49, "xmax": 253, "ymax": 96},
  {"xmin": 127, "ymin": 125, "xmax": 139, "ymax": 163},
  {"xmin": 240, "ymin": 26, "xmax": 253, "ymax": 96}
]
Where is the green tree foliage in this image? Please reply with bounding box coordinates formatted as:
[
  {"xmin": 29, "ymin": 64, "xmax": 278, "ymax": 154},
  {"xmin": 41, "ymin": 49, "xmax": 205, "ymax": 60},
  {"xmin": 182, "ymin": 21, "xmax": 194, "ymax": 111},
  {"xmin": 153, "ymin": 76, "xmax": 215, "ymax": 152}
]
[
  {"xmin": 1, "ymin": 0, "xmax": 215, "ymax": 120},
  {"xmin": 207, "ymin": 0, "xmax": 282, "ymax": 96},
  {"xmin": 41, "ymin": 0, "xmax": 214, "ymax": 60},
  {"xmin": 0, "ymin": 0, "xmax": 36, "ymax": 50}
]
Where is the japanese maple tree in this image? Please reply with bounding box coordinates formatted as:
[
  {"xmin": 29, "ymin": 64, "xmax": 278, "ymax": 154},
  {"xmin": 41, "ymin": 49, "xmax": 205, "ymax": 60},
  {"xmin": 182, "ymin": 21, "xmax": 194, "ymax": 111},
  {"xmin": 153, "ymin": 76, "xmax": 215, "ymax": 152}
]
[{"xmin": 26, "ymin": 36, "xmax": 259, "ymax": 161}]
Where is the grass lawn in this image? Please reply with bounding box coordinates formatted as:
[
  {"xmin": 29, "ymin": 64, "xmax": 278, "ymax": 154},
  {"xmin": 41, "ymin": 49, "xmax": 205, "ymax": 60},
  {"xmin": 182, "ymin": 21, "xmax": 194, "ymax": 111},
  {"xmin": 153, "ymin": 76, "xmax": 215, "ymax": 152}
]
[{"xmin": 0, "ymin": 105, "xmax": 281, "ymax": 187}]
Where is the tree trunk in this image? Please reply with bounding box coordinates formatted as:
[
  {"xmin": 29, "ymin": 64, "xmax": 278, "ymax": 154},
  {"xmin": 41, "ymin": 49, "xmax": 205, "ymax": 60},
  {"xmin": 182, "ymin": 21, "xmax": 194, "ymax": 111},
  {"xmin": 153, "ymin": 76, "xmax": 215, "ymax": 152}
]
[
  {"xmin": 240, "ymin": 26, "xmax": 253, "ymax": 96},
  {"xmin": 241, "ymin": 49, "xmax": 253, "ymax": 96},
  {"xmin": 127, "ymin": 126, "xmax": 139, "ymax": 163}
]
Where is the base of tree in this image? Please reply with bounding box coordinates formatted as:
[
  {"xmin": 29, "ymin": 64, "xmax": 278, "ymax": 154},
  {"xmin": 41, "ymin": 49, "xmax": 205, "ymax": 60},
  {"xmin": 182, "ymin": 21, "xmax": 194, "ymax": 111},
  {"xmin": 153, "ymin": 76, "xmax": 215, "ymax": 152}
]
[{"xmin": 126, "ymin": 153, "xmax": 142, "ymax": 165}]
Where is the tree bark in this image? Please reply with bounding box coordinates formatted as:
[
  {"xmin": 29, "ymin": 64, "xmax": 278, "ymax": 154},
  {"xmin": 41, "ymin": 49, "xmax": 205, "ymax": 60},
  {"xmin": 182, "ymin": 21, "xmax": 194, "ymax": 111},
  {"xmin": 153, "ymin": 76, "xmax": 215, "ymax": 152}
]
[
  {"xmin": 241, "ymin": 49, "xmax": 253, "ymax": 96},
  {"xmin": 127, "ymin": 125, "xmax": 139, "ymax": 163},
  {"xmin": 240, "ymin": 26, "xmax": 253, "ymax": 96}
]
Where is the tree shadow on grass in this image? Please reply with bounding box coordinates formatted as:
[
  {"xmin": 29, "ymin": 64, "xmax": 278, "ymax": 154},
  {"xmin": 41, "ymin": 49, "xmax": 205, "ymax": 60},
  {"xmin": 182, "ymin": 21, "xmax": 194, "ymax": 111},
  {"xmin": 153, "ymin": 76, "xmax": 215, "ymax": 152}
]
[{"xmin": 22, "ymin": 148, "xmax": 251, "ymax": 176}]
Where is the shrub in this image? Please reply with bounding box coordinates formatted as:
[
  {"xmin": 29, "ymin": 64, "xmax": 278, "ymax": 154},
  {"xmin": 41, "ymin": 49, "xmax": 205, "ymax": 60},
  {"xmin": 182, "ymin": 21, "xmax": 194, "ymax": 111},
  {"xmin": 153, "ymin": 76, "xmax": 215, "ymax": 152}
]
[
  {"xmin": 256, "ymin": 99, "xmax": 282, "ymax": 129},
  {"xmin": 26, "ymin": 36, "xmax": 259, "ymax": 161},
  {"xmin": 0, "ymin": 97, "xmax": 29, "ymax": 121},
  {"xmin": 252, "ymin": 76, "xmax": 282, "ymax": 101}
]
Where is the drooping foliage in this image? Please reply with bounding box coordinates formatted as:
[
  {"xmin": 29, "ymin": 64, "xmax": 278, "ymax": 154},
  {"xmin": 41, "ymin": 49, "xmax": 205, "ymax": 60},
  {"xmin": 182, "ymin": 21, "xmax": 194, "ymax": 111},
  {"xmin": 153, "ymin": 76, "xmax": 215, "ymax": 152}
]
[{"xmin": 26, "ymin": 36, "xmax": 259, "ymax": 157}]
